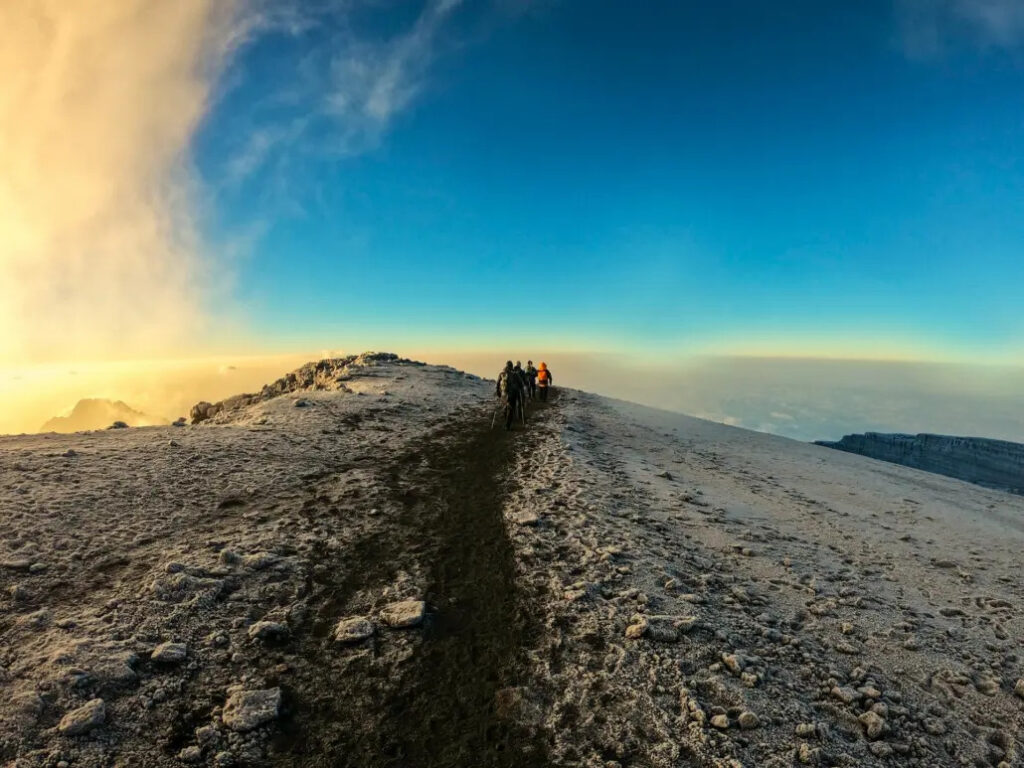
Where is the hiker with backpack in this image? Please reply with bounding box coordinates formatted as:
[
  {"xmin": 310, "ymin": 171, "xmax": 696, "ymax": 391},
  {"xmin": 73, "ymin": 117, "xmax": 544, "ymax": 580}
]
[
  {"xmin": 537, "ymin": 361, "xmax": 553, "ymax": 401},
  {"xmin": 525, "ymin": 360, "xmax": 538, "ymax": 400},
  {"xmin": 513, "ymin": 361, "xmax": 530, "ymax": 396},
  {"xmin": 496, "ymin": 360, "xmax": 525, "ymax": 430}
]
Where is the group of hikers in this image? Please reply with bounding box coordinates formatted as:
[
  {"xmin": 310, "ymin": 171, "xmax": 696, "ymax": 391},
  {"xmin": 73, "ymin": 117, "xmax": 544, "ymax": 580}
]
[{"xmin": 495, "ymin": 360, "xmax": 553, "ymax": 430}]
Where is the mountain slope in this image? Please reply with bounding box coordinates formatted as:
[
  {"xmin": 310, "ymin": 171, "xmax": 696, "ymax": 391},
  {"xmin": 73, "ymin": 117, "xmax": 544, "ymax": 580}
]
[{"xmin": 1, "ymin": 356, "xmax": 1022, "ymax": 767}]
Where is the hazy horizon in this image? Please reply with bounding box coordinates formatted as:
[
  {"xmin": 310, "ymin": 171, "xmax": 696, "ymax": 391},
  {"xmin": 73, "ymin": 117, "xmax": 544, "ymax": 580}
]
[{"xmin": 5, "ymin": 351, "xmax": 1023, "ymax": 445}]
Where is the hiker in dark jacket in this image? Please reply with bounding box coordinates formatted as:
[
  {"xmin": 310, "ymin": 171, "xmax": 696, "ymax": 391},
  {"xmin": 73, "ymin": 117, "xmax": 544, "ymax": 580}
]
[
  {"xmin": 513, "ymin": 361, "xmax": 530, "ymax": 395},
  {"xmin": 496, "ymin": 361, "xmax": 525, "ymax": 430}
]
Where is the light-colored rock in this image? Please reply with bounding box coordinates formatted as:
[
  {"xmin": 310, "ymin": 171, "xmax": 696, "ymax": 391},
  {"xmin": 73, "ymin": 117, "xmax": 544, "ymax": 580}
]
[
  {"xmin": 247, "ymin": 621, "xmax": 289, "ymax": 641},
  {"xmin": 179, "ymin": 746, "xmax": 202, "ymax": 763},
  {"xmin": 511, "ymin": 510, "xmax": 540, "ymax": 526},
  {"xmin": 831, "ymin": 685, "xmax": 860, "ymax": 704},
  {"xmin": 625, "ymin": 615, "xmax": 648, "ymax": 639},
  {"xmin": 58, "ymin": 698, "xmax": 106, "ymax": 736},
  {"xmin": 334, "ymin": 617, "xmax": 374, "ymax": 643},
  {"xmin": 242, "ymin": 552, "xmax": 279, "ymax": 570},
  {"xmin": 858, "ymin": 710, "xmax": 885, "ymax": 740},
  {"xmin": 1014, "ymin": 678, "xmax": 1024, "ymax": 699},
  {"xmin": 797, "ymin": 743, "xmax": 818, "ymax": 764},
  {"xmin": 721, "ymin": 653, "xmax": 743, "ymax": 674},
  {"xmin": 152, "ymin": 642, "xmax": 188, "ymax": 663},
  {"xmin": 222, "ymin": 687, "xmax": 281, "ymax": 732},
  {"xmin": 795, "ymin": 722, "xmax": 816, "ymax": 738},
  {"xmin": 380, "ymin": 600, "xmax": 425, "ymax": 628},
  {"xmin": 710, "ymin": 714, "xmax": 729, "ymax": 729},
  {"xmin": 738, "ymin": 711, "xmax": 760, "ymax": 729}
]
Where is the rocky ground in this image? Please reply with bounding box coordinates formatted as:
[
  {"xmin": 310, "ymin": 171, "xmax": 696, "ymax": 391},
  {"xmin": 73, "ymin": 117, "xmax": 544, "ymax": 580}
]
[{"xmin": 1, "ymin": 355, "xmax": 1022, "ymax": 767}]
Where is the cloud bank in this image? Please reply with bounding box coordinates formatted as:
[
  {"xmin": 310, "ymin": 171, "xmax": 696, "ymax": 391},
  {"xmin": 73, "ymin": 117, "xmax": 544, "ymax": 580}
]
[
  {"xmin": 0, "ymin": 0, "xmax": 472, "ymax": 367},
  {"xmin": 0, "ymin": 1, "xmax": 249, "ymax": 365}
]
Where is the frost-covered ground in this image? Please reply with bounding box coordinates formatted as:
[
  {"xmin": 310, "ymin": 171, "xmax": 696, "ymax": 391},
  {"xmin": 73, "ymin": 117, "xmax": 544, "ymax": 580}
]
[{"xmin": 2, "ymin": 357, "xmax": 1023, "ymax": 767}]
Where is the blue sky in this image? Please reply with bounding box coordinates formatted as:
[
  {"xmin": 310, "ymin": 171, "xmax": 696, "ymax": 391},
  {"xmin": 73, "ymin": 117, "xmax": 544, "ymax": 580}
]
[{"xmin": 197, "ymin": 0, "xmax": 1024, "ymax": 362}]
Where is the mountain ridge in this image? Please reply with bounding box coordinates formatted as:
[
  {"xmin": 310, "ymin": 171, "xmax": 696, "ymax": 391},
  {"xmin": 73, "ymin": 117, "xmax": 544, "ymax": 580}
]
[
  {"xmin": 40, "ymin": 398, "xmax": 168, "ymax": 433},
  {"xmin": 815, "ymin": 431, "xmax": 1024, "ymax": 494}
]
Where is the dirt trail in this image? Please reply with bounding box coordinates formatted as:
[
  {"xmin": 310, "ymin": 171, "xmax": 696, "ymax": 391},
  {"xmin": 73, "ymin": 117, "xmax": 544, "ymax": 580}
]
[{"xmin": 274, "ymin": 403, "xmax": 549, "ymax": 767}]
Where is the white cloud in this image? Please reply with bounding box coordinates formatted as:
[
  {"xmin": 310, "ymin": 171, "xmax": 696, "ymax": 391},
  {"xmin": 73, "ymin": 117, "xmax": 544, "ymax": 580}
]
[
  {"xmin": 897, "ymin": 0, "xmax": 1024, "ymax": 57},
  {"xmin": 0, "ymin": 1, "xmax": 248, "ymax": 365},
  {"xmin": 228, "ymin": 0, "xmax": 470, "ymax": 177}
]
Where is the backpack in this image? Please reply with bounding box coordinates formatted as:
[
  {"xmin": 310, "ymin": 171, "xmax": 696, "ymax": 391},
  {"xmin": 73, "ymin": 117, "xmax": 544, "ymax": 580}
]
[{"xmin": 498, "ymin": 370, "xmax": 516, "ymax": 397}]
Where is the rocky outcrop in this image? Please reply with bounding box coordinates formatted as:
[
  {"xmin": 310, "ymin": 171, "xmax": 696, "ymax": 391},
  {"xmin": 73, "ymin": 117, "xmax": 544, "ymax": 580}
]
[
  {"xmin": 190, "ymin": 352, "xmax": 409, "ymax": 424},
  {"xmin": 816, "ymin": 432, "xmax": 1024, "ymax": 494}
]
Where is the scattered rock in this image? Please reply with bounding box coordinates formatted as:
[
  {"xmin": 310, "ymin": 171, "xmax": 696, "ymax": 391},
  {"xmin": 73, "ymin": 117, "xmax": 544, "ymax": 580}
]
[
  {"xmin": 334, "ymin": 617, "xmax": 374, "ymax": 644},
  {"xmin": 797, "ymin": 743, "xmax": 818, "ymax": 764},
  {"xmin": 831, "ymin": 685, "xmax": 860, "ymax": 704},
  {"xmin": 380, "ymin": 600, "xmax": 425, "ymax": 628},
  {"xmin": 108, "ymin": 421, "xmax": 129, "ymax": 429},
  {"xmin": 858, "ymin": 710, "xmax": 885, "ymax": 740},
  {"xmin": 710, "ymin": 714, "xmax": 729, "ymax": 729},
  {"xmin": 625, "ymin": 616, "xmax": 648, "ymax": 639},
  {"xmin": 247, "ymin": 621, "xmax": 289, "ymax": 641},
  {"xmin": 151, "ymin": 642, "xmax": 188, "ymax": 663},
  {"xmin": 58, "ymin": 698, "xmax": 106, "ymax": 736},
  {"xmin": 721, "ymin": 653, "xmax": 743, "ymax": 674},
  {"xmin": 737, "ymin": 711, "xmax": 760, "ymax": 729},
  {"xmin": 179, "ymin": 746, "xmax": 202, "ymax": 763},
  {"xmin": 222, "ymin": 687, "xmax": 281, "ymax": 732},
  {"xmin": 511, "ymin": 510, "xmax": 540, "ymax": 526},
  {"xmin": 242, "ymin": 552, "xmax": 279, "ymax": 570},
  {"xmin": 795, "ymin": 722, "xmax": 817, "ymax": 738},
  {"xmin": 1014, "ymin": 678, "xmax": 1024, "ymax": 699}
]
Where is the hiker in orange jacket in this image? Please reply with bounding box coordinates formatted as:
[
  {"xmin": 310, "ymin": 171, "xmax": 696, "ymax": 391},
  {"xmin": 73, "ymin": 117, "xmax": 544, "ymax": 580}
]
[{"xmin": 536, "ymin": 361, "xmax": 553, "ymax": 402}]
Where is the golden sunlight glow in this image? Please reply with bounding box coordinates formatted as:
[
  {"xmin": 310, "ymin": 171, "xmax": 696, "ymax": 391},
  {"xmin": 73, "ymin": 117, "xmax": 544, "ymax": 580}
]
[{"xmin": 0, "ymin": 0, "xmax": 240, "ymax": 366}]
